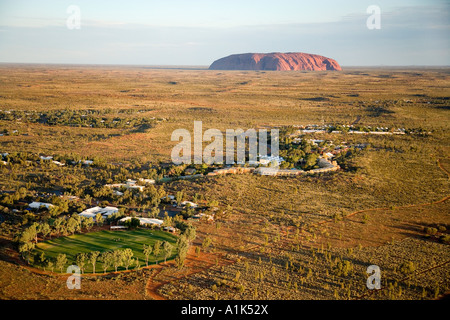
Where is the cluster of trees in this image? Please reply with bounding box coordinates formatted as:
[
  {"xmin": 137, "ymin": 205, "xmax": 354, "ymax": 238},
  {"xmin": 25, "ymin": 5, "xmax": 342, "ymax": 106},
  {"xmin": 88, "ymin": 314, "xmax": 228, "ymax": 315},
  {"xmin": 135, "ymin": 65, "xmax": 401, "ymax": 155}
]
[
  {"xmin": 0, "ymin": 109, "xmax": 162, "ymax": 129},
  {"xmin": 97, "ymin": 248, "xmax": 138, "ymax": 272},
  {"xmin": 180, "ymin": 206, "xmax": 196, "ymax": 219},
  {"xmin": 278, "ymin": 130, "xmax": 368, "ymax": 172},
  {"xmin": 332, "ymin": 257, "xmax": 354, "ymax": 277},
  {"xmin": 2, "ymin": 148, "xmax": 205, "ymax": 273},
  {"xmin": 142, "ymin": 240, "xmax": 173, "ymax": 266},
  {"xmin": 74, "ymin": 240, "xmax": 175, "ymax": 273},
  {"xmin": 0, "ymin": 187, "xmax": 74, "ymax": 221},
  {"xmin": 142, "ymin": 226, "xmax": 196, "ymax": 270},
  {"xmin": 1, "ymin": 151, "xmax": 218, "ymax": 220},
  {"xmin": 37, "ymin": 239, "xmax": 177, "ymax": 274},
  {"xmin": 332, "ymin": 147, "xmax": 362, "ymax": 172},
  {"xmin": 16, "ymin": 214, "xmax": 98, "ymax": 260},
  {"xmin": 28, "ymin": 222, "xmax": 197, "ymax": 273},
  {"xmin": 175, "ymin": 225, "xmax": 196, "ymax": 268},
  {"xmin": 279, "ymin": 139, "xmax": 320, "ymax": 170},
  {"xmin": 1, "ymin": 152, "xmax": 171, "ymax": 219},
  {"xmin": 164, "ymin": 163, "xmax": 212, "ymax": 177},
  {"xmin": 421, "ymin": 225, "xmax": 450, "ymax": 243},
  {"xmin": 0, "ymin": 186, "xmax": 29, "ymax": 206}
]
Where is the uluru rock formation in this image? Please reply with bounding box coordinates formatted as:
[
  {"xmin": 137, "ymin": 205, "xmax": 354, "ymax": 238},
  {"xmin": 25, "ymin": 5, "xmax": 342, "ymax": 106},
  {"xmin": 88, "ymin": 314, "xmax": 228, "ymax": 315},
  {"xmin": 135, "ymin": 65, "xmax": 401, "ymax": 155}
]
[{"xmin": 209, "ymin": 52, "xmax": 341, "ymax": 71}]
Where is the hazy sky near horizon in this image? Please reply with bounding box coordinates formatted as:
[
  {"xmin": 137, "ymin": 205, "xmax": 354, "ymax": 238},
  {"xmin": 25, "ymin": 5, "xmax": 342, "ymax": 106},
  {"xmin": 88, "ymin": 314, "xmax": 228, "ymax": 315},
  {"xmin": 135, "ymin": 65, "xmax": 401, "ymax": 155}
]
[{"xmin": 0, "ymin": 0, "xmax": 448, "ymax": 66}]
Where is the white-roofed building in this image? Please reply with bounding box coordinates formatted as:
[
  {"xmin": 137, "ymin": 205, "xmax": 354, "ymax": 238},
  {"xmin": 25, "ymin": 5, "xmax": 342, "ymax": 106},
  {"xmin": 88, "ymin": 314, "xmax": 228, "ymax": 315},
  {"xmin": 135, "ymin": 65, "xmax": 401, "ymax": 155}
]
[
  {"xmin": 78, "ymin": 160, "xmax": 94, "ymax": 165},
  {"xmin": 161, "ymin": 195, "xmax": 175, "ymax": 201},
  {"xmin": 105, "ymin": 179, "xmax": 145, "ymax": 192},
  {"xmin": 193, "ymin": 212, "xmax": 214, "ymax": 221},
  {"xmin": 181, "ymin": 201, "xmax": 198, "ymax": 208},
  {"xmin": 28, "ymin": 202, "xmax": 54, "ymax": 210},
  {"xmin": 79, "ymin": 206, "xmax": 119, "ymax": 220},
  {"xmin": 323, "ymin": 152, "xmax": 335, "ymax": 159},
  {"xmin": 309, "ymin": 139, "xmax": 324, "ymax": 145},
  {"xmin": 119, "ymin": 217, "xmax": 163, "ymax": 226},
  {"xmin": 139, "ymin": 178, "xmax": 155, "ymax": 184},
  {"xmin": 163, "ymin": 226, "xmax": 177, "ymax": 233},
  {"xmin": 126, "ymin": 184, "xmax": 145, "ymax": 192},
  {"xmin": 258, "ymin": 155, "xmax": 284, "ymax": 166},
  {"xmin": 113, "ymin": 190, "xmax": 124, "ymax": 196}
]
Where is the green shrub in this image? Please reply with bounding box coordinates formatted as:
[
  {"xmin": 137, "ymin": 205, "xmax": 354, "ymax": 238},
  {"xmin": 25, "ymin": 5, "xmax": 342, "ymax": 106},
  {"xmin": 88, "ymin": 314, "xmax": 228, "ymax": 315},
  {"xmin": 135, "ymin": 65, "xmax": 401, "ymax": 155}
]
[
  {"xmin": 425, "ymin": 227, "xmax": 437, "ymax": 235},
  {"xmin": 399, "ymin": 261, "xmax": 416, "ymax": 276},
  {"xmin": 333, "ymin": 258, "xmax": 353, "ymax": 277}
]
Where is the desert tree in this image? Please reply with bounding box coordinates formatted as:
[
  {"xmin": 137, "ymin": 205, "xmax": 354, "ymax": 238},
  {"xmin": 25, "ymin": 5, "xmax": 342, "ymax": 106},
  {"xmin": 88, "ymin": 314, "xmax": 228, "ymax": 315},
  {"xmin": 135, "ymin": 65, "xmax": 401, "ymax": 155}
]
[
  {"xmin": 36, "ymin": 252, "xmax": 46, "ymax": 268},
  {"xmin": 28, "ymin": 223, "xmax": 39, "ymax": 243},
  {"xmin": 53, "ymin": 217, "xmax": 65, "ymax": 236},
  {"xmin": 153, "ymin": 240, "xmax": 161, "ymax": 265},
  {"xmin": 82, "ymin": 217, "xmax": 94, "ymax": 231},
  {"xmin": 66, "ymin": 216, "xmax": 78, "ymax": 235},
  {"xmin": 49, "ymin": 205, "xmax": 61, "ymax": 217},
  {"xmin": 149, "ymin": 206, "xmax": 160, "ymax": 218},
  {"xmin": 135, "ymin": 257, "xmax": 140, "ymax": 269},
  {"xmin": 89, "ymin": 251, "xmax": 100, "ymax": 274},
  {"xmin": 56, "ymin": 253, "xmax": 67, "ymax": 273},
  {"xmin": 234, "ymin": 270, "xmax": 241, "ymax": 283},
  {"xmin": 184, "ymin": 226, "xmax": 196, "ymax": 244},
  {"xmin": 75, "ymin": 252, "xmax": 87, "ymax": 274},
  {"xmin": 175, "ymin": 235, "xmax": 189, "ymax": 269},
  {"xmin": 100, "ymin": 251, "xmax": 113, "ymax": 273},
  {"xmin": 47, "ymin": 258, "xmax": 54, "ymax": 273},
  {"xmin": 122, "ymin": 248, "xmax": 134, "ymax": 270},
  {"xmin": 202, "ymin": 235, "xmax": 212, "ymax": 250},
  {"xmin": 399, "ymin": 261, "xmax": 416, "ymax": 277},
  {"xmin": 73, "ymin": 214, "xmax": 83, "ymax": 233},
  {"xmin": 40, "ymin": 223, "xmax": 51, "ymax": 240},
  {"xmin": 85, "ymin": 194, "xmax": 92, "ymax": 206},
  {"xmin": 176, "ymin": 190, "xmax": 184, "ymax": 207},
  {"xmin": 163, "ymin": 241, "xmax": 173, "ymax": 264},
  {"xmin": 112, "ymin": 250, "xmax": 123, "ymax": 272},
  {"xmin": 143, "ymin": 244, "xmax": 153, "ymax": 267},
  {"xmin": 18, "ymin": 224, "xmax": 37, "ymax": 244},
  {"xmin": 18, "ymin": 241, "xmax": 35, "ymax": 263},
  {"xmin": 95, "ymin": 213, "xmax": 104, "ymax": 226}
]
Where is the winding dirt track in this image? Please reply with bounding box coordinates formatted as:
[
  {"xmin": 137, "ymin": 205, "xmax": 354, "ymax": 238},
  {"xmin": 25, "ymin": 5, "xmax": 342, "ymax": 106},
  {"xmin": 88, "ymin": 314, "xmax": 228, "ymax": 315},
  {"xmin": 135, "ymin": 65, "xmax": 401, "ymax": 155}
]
[
  {"xmin": 144, "ymin": 158, "xmax": 450, "ymax": 300},
  {"xmin": 4, "ymin": 159, "xmax": 447, "ymax": 300},
  {"xmin": 352, "ymin": 157, "xmax": 450, "ymax": 299},
  {"xmin": 145, "ymin": 246, "xmax": 235, "ymax": 300}
]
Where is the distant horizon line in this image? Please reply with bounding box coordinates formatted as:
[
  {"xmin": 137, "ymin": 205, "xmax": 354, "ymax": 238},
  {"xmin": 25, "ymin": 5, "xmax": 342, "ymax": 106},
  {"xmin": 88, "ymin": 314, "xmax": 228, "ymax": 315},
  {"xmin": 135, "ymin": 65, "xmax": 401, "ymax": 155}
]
[{"xmin": 0, "ymin": 62, "xmax": 449, "ymax": 69}]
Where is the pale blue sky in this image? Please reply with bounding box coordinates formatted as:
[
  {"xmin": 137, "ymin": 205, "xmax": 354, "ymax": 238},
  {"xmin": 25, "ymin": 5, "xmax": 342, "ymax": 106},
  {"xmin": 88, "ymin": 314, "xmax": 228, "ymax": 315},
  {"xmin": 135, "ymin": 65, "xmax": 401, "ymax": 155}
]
[{"xmin": 0, "ymin": 0, "xmax": 448, "ymax": 65}]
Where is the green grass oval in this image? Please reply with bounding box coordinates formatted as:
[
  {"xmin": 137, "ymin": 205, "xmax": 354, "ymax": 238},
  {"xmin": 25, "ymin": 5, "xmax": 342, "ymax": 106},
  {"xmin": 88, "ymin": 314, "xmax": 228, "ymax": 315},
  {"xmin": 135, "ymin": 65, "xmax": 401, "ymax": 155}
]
[{"xmin": 34, "ymin": 228, "xmax": 178, "ymax": 273}]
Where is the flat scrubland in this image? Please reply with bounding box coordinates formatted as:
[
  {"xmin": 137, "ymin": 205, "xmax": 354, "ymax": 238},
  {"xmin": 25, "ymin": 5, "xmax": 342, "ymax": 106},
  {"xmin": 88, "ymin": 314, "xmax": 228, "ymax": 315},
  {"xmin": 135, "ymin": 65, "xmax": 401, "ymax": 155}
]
[{"xmin": 0, "ymin": 64, "xmax": 449, "ymax": 300}]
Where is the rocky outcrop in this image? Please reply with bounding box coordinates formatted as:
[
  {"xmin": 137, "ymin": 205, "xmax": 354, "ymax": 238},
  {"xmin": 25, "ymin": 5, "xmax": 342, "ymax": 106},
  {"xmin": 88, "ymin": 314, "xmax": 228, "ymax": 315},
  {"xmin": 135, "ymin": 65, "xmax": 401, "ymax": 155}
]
[{"xmin": 209, "ymin": 52, "xmax": 341, "ymax": 71}]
